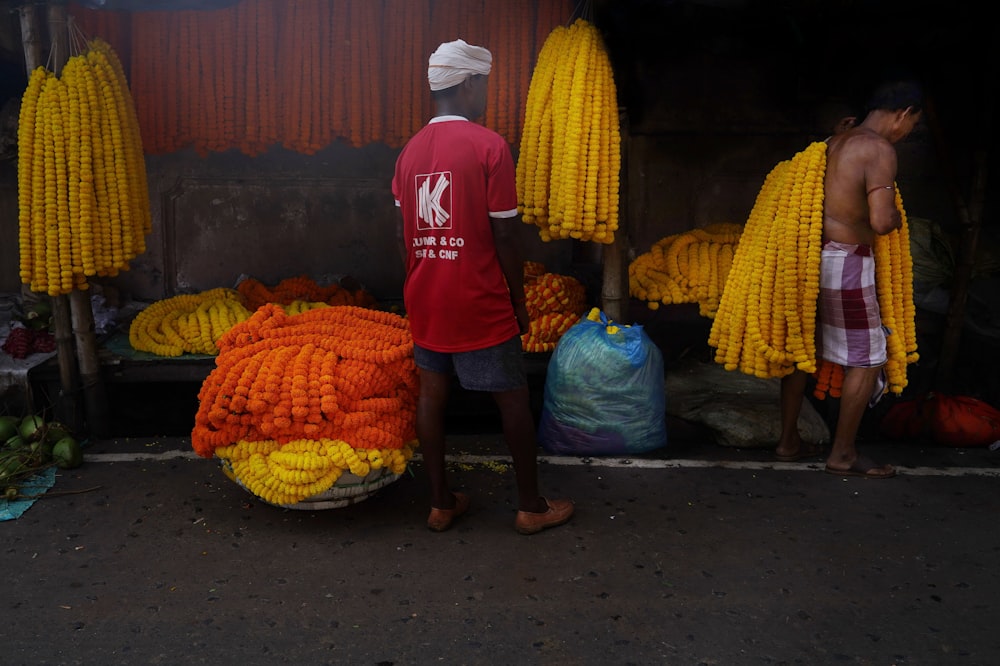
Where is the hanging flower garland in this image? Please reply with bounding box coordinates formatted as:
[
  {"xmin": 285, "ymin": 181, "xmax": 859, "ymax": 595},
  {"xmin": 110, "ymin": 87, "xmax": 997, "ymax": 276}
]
[
  {"xmin": 72, "ymin": 0, "xmax": 571, "ymax": 155},
  {"xmin": 517, "ymin": 18, "xmax": 621, "ymax": 244},
  {"xmin": 17, "ymin": 36, "xmax": 150, "ymax": 296}
]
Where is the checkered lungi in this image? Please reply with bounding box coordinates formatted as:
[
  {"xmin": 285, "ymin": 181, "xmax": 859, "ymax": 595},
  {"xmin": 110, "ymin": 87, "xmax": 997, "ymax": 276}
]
[{"xmin": 817, "ymin": 240, "xmax": 889, "ymax": 368}]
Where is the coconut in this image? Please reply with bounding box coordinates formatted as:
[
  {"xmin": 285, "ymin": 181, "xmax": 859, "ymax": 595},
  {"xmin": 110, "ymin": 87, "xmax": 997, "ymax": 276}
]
[
  {"xmin": 18, "ymin": 415, "xmax": 46, "ymax": 442},
  {"xmin": 52, "ymin": 437, "xmax": 83, "ymax": 469},
  {"xmin": 0, "ymin": 416, "xmax": 19, "ymax": 442},
  {"xmin": 43, "ymin": 421, "xmax": 72, "ymax": 445}
]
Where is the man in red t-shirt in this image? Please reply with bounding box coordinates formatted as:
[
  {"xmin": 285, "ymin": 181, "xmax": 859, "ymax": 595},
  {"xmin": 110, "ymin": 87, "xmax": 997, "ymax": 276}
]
[{"xmin": 392, "ymin": 39, "xmax": 573, "ymax": 534}]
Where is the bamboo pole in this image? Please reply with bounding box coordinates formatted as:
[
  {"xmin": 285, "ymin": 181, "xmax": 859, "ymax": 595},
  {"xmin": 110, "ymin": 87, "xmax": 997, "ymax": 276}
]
[
  {"xmin": 601, "ymin": 107, "xmax": 630, "ymax": 323},
  {"xmin": 47, "ymin": 2, "xmax": 110, "ymax": 437},
  {"xmin": 19, "ymin": 2, "xmax": 82, "ymax": 428}
]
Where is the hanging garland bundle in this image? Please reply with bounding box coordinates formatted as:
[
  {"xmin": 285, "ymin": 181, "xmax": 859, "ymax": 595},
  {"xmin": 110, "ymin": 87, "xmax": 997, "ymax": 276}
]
[
  {"xmin": 17, "ymin": 37, "xmax": 151, "ymax": 296},
  {"xmin": 707, "ymin": 143, "xmax": 918, "ymax": 398},
  {"xmin": 73, "ymin": 0, "xmax": 572, "ymax": 155},
  {"xmin": 629, "ymin": 222, "xmax": 744, "ymax": 318},
  {"xmin": 516, "ymin": 18, "xmax": 621, "ymax": 244}
]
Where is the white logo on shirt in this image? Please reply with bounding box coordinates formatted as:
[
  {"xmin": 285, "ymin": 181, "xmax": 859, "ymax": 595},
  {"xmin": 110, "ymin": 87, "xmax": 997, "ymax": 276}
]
[{"xmin": 416, "ymin": 171, "xmax": 451, "ymax": 230}]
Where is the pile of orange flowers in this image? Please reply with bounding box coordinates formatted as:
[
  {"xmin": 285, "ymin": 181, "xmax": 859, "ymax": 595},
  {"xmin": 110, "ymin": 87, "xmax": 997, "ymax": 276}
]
[
  {"xmin": 520, "ymin": 261, "xmax": 588, "ymax": 353},
  {"xmin": 708, "ymin": 142, "xmax": 918, "ymax": 399},
  {"xmin": 629, "ymin": 222, "xmax": 744, "ymax": 318},
  {"xmin": 237, "ymin": 274, "xmax": 376, "ymax": 311},
  {"xmin": 192, "ymin": 303, "xmax": 418, "ymax": 505},
  {"xmin": 191, "ymin": 303, "xmax": 418, "ymax": 462}
]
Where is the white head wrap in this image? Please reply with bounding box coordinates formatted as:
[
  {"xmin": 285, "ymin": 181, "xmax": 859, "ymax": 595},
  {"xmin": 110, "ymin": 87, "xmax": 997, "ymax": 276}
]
[{"xmin": 427, "ymin": 39, "xmax": 492, "ymax": 91}]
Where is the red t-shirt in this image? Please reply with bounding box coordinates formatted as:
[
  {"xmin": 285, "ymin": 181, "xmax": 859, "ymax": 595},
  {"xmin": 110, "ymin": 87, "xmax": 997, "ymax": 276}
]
[{"xmin": 392, "ymin": 116, "xmax": 520, "ymax": 352}]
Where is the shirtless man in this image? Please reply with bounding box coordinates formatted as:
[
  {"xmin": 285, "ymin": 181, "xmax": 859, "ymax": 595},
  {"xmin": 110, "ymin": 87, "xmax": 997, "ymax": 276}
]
[{"xmin": 776, "ymin": 81, "xmax": 923, "ymax": 478}]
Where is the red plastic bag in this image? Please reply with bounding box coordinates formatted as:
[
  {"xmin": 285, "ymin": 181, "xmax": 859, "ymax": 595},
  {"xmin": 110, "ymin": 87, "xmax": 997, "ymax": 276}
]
[
  {"xmin": 927, "ymin": 393, "xmax": 1000, "ymax": 448},
  {"xmin": 880, "ymin": 395, "xmax": 931, "ymax": 440}
]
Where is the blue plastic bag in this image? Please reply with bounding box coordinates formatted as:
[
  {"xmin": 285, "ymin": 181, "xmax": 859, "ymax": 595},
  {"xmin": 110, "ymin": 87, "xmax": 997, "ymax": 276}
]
[{"xmin": 538, "ymin": 310, "xmax": 667, "ymax": 455}]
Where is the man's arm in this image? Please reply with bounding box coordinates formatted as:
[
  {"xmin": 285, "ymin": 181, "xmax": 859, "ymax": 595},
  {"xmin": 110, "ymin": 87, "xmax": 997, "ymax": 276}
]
[
  {"xmin": 395, "ymin": 206, "xmax": 407, "ymax": 266},
  {"xmin": 491, "ymin": 216, "xmax": 530, "ymax": 335},
  {"xmin": 865, "ymin": 141, "xmax": 903, "ymax": 235}
]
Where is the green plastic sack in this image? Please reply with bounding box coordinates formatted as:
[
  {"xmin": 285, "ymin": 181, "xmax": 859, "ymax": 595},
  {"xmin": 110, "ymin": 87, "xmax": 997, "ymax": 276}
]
[{"xmin": 538, "ymin": 310, "xmax": 667, "ymax": 456}]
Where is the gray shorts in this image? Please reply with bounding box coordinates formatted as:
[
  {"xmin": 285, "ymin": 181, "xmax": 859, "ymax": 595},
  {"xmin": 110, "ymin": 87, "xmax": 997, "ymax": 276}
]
[{"xmin": 414, "ymin": 336, "xmax": 527, "ymax": 392}]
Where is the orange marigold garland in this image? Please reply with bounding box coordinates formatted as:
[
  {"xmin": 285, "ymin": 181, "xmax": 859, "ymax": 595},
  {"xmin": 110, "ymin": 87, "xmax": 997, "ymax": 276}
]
[
  {"xmin": 191, "ymin": 305, "xmax": 419, "ymax": 497},
  {"xmin": 237, "ymin": 274, "xmax": 377, "ymax": 311},
  {"xmin": 520, "ymin": 261, "xmax": 589, "ymax": 353}
]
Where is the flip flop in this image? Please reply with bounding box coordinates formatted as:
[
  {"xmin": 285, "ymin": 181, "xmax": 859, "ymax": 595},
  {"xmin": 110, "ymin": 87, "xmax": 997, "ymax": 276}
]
[
  {"xmin": 824, "ymin": 455, "xmax": 896, "ymax": 479},
  {"xmin": 775, "ymin": 442, "xmax": 826, "ymax": 462}
]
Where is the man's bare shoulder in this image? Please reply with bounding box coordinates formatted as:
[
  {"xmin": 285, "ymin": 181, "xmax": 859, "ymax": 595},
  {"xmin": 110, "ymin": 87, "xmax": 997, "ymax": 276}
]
[{"xmin": 828, "ymin": 127, "xmax": 890, "ymax": 154}]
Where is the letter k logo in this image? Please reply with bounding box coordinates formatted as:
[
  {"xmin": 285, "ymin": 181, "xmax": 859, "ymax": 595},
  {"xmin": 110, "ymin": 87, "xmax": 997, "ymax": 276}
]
[{"xmin": 416, "ymin": 171, "xmax": 452, "ymax": 230}]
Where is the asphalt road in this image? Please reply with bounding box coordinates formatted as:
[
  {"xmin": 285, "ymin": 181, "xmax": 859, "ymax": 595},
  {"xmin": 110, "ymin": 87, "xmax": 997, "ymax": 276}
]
[{"xmin": 3, "ymin": 432, "xmax": 999, "ymax": 666}]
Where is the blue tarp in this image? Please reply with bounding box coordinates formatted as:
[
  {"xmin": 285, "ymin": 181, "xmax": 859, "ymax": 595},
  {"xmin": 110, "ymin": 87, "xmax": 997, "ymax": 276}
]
[{"xmin": 0, "ymin": 467, "xmax": 57, "ymax": 521}]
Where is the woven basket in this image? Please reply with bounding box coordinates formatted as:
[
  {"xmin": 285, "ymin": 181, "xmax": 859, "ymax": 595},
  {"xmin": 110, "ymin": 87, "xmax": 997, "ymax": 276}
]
[{"xmin": 219, "ymin": 457, "xmax": 402, "ymax": 510}]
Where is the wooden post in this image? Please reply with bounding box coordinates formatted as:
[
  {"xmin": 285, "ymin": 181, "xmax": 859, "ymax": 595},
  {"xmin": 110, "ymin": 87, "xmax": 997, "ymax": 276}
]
[
  {"xmin": 19, "ymin": 2, "xmax": 82, "ymax": 428},
  {"xmin": 19, "ymin": 2, "xmax": 109, "ymax": 435},
  {"xmin": 46, "ymin": 2, "xmax": 110, "ymax": 436},
  {"xmin": 601, "ymin": 107, "xmax": 630, "ymax": 323}
]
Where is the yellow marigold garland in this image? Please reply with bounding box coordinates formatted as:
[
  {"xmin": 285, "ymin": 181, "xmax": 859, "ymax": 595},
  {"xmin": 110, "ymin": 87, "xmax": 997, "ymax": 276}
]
[
  {"xmin": 16, "ymin": 38, "xmax": 150, "ymax": 296},
  {"xmin": 216, "ymin": 437, "xmax": 417, "ymax": 506},
  {"xmin": 708, "ymin": 143, "xmax": 919, "ymax": 398},
  {"xmin": 128, "ymin": 287, "xmax": 251, "ymax": 357},
  {"xmin": 629, "ymin": 222, "xmax": 743, "ymax": 318},
  {"xmin": 517, "ymin": 18, "xmax": 620, "ymax": 244}
]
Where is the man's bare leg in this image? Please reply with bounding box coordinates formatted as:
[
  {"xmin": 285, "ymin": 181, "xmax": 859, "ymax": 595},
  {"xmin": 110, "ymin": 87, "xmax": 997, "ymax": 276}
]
[
  {"xmin": 775, "ymin": 370, "xmax": 808, "ymax": 459},
  {"xmin": 825, "ymin": 365, "xmax": 894, "ymax": 476},
  {"xmin": 416, "ymin": 369, "xmax": 454, "ymax": 509},
  {"xmin": 492, "ymin": 386, "xmax": 546, "ymax": 513}
]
